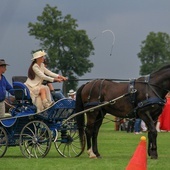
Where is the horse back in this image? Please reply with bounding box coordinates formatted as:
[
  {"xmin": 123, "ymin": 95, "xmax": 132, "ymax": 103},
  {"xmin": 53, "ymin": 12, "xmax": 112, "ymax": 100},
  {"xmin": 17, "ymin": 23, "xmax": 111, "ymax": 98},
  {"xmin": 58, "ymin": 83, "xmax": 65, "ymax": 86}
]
[{"xmin": 79, "ymin": 79, "xmax": 134, "ymax": 117}]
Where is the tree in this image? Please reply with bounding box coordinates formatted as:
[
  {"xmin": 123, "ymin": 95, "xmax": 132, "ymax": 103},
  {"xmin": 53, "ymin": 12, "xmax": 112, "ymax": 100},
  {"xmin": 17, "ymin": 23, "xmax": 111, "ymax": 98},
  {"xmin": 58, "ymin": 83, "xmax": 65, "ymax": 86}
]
[
  {"xmin": 138, "ymin": 32, "xmax": 170, "ymax": 75},
  {"xmin": 28, "ymin": 4, "xmax": 94, "ymax": 94}
]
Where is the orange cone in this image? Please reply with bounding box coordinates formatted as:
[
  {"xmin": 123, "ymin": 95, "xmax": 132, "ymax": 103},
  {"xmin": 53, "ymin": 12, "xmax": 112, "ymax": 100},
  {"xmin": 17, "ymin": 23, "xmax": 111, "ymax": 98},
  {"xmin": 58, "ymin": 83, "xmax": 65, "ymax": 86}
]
[{"xmin": 126, "ymin": 136, "xmax": 147, "ymax": 170}]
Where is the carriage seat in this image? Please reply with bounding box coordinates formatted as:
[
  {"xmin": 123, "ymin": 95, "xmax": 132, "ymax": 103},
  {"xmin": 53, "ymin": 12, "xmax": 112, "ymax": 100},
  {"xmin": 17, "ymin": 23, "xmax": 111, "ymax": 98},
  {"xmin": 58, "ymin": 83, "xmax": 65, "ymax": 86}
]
[
  {"xmin": 12, "ymin": 81, "xmax": 32, "ymax": 103},
  {"xmin": 12, "ymin": 76, "xmax": 27, "ymax": 84},
  {"xmin": 12, "ymin": 76, "xmax": 31, "ymax": 103},
  {"xmin": 11, "ymin": 76, "xmax": 37, "ymax": 115},
  {"xmin": 12, "ymin": 76, "xmax": 47, "ymax": 113}
]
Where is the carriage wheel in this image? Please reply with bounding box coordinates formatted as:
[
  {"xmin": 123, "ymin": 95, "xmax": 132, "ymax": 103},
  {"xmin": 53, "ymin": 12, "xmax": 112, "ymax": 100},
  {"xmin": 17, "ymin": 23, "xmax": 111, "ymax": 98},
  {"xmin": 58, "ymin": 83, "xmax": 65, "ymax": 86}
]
[
  {"xmin": 19, "ymin": 120, "xmax": 52, "ymax": 158},
  {"xmin": 54, "ymin": 119, "xmax": 86, "ymax": 157},
  {"xmin": 0, "ymin": 127, "xmax": 8, "ymax": 158}
]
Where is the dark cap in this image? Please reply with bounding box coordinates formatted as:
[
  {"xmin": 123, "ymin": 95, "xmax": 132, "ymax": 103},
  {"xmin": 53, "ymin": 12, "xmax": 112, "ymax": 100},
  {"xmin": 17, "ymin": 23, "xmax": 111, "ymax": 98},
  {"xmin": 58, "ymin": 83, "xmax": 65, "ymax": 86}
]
[{"xmin": 0, "ymin": 59, "xmax": 9, "ymax": 66}]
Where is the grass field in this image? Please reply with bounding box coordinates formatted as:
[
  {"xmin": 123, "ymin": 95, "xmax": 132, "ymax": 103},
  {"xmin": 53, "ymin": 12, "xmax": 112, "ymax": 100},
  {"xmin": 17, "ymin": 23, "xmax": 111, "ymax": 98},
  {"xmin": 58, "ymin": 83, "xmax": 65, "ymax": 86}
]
[{"xmin": 0, "ymin": 115, "xmax": 170, "ymax": 170}]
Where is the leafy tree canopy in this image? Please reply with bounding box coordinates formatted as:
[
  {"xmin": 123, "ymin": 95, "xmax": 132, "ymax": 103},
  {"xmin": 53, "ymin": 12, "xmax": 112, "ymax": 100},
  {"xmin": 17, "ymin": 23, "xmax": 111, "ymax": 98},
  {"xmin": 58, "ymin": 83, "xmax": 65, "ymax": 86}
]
[
  {"xmin": 138, "ymin": 32, "xmax": 170, "ymax": 75},
  {"xmin": 28, "ymin": 4, "xmax": 94, "ymax": 93}
]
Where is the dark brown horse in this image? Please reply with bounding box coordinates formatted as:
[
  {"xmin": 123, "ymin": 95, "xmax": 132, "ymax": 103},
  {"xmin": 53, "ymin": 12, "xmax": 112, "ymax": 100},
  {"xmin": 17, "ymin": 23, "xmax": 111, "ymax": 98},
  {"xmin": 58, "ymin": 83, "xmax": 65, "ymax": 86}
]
[{"xmin": 75, "ymin": 64, "xmax": 170, "ymax": 159}]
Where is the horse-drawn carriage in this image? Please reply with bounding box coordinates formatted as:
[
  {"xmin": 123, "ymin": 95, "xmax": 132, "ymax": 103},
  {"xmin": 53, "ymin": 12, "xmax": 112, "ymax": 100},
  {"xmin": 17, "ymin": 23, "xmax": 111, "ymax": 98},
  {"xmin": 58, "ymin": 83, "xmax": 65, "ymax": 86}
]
[
  {"xmin": 1, "ymin": 64, "xmax": 170, "ymax": 160},
  {"xmin": 0, "ymin": 76, "xmax": 86, "ymax": 158}
]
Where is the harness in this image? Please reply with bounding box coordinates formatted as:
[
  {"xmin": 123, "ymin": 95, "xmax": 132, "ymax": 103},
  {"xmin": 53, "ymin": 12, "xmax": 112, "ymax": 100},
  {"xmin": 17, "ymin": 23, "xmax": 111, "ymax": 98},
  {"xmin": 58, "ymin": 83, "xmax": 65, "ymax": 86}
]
[
  {"xmin": 128, "ymin": 79, "xmax": 136, "ymax": 104},
  {"xmin": 84, "ymin": 79, "xmax": 105, "ymax": 107},
  {"xmin": 126, "ymin": 75, "xmax": 165, "ymax": 117},
  {"xmin": 83, "ymin": 77, "xmax": 166, "ymax": 118},
  {"xmin": 84, "ymin": 79, "xmax": 106, "ymax": 119}
]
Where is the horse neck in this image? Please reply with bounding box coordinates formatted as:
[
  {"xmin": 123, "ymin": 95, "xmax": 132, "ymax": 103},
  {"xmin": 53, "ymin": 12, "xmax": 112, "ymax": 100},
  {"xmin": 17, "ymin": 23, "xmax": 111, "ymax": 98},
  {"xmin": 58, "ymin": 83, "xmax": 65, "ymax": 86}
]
[{"xmin": 150, "ymin": 71, "xmax": 170, "ymax": 97}]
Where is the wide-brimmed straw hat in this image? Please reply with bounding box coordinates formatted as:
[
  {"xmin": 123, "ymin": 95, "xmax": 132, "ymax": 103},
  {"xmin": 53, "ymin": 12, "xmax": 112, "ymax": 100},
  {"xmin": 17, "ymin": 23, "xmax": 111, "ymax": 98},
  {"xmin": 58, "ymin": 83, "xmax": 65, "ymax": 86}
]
[
  {"xmin": 0, "ymin": 59, "xmax": 9, "ymax": 66},
  {"xmin": 68, "ymin": 89, "xmax": 76, "ymax": 96},
  {"xmin": 31, "ymin": 50, "xmax": 47, "ymax": 60}
]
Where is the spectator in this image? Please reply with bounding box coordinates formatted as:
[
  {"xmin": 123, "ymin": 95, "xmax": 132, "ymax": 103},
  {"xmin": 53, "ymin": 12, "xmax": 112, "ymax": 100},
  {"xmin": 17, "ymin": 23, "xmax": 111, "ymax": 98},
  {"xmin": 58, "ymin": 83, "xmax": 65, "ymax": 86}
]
[
  {"xmin": 126, "ymin": 118, "xmax": 135, "ymax": 133},
  {"xmin": 156, "ymin": 116, "xmax": 161, "ymax": 132},
  {"xmin": 141, "ymin": 120, "xmax": 147, "ymax": 132},
  {"xmin": 158, "ymin": 92, "xmax": 170, "ymax": 132},
  {"xmin": 68, "ymin": 89, "xmax": 76, "ymax": 100},
  {"xmin": 0, "ymin": 59, "xmax": 14, "ymax": 117},
  {"xmin": 115, "ymin": 117, "xmax": 126, "ymax": 131},
  {"xmin": 134, "ymin": 118, "xmax": 142, "ymax": 134}
]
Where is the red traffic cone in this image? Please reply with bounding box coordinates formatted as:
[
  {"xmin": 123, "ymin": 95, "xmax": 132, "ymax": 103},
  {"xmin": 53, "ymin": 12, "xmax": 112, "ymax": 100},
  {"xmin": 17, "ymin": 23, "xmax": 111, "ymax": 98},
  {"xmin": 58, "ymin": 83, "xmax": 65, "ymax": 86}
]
[{"xmin": 126, "ymin": 136, "xmax": 147, "ymax": 170}]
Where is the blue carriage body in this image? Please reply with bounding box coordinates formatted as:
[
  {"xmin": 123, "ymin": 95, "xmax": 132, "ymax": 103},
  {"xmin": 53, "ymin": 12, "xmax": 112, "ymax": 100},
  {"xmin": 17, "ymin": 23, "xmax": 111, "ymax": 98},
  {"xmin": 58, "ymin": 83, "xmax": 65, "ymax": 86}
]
[
  {"xmin": 0, "ymin": 78, "xmax": 85, "ymax": 158},
  {"xmin": 0, "ymin": 98, "xmax": 76, "ymax": 146}
]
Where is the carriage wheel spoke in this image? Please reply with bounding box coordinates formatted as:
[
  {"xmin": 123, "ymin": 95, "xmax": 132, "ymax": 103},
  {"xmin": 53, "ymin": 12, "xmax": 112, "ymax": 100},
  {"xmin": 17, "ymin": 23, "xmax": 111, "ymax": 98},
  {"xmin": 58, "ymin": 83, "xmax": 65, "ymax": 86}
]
[
  {"xmin": 19, "ymin": 120, "xmax": 52, "ymax": 158},
  {"xmin": 54, "ymin": 124, "xmax": 85, "ymax": 157},
  {"xmin": 0, "ymin": 127, "xmax": 8, "ymax": 158}
]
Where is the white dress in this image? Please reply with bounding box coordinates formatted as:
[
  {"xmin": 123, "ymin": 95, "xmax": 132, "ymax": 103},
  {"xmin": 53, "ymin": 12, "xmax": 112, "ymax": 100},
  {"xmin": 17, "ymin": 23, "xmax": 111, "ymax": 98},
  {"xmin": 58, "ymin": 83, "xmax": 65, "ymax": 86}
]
[{"xmin": 25, "ymin": 63, "xmax": 59, "ymax": 112}]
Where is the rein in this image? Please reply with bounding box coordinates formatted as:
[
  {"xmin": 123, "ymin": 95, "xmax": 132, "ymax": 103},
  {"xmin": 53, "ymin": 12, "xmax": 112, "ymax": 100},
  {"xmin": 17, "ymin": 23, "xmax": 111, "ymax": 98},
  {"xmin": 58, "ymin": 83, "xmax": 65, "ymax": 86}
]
[{"xmin": 69, "ymin": 78, "xmax": 130, "ymax": 82}]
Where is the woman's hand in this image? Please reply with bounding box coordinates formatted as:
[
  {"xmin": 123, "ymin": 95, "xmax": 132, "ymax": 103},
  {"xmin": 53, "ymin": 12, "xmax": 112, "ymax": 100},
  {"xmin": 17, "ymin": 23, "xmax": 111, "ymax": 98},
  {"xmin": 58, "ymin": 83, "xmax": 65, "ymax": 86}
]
[
  {"xmin": 58, "ymin": 75, "xmax": 68, "ymax": 81},
  {"xmin": 54, "ymin": 77, "xmax": 62, "ymax": 82},
  {"xmin": 54, "ymin": 75, "xmax": 68, "ymax": 82}
]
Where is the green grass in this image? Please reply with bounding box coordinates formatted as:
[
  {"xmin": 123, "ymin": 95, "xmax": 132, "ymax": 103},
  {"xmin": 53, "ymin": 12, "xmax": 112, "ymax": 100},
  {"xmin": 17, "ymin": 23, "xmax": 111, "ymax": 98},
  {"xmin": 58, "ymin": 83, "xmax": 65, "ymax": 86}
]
[{"xmin": 0, "ymin": 115, "xmax": 170, "ymax": 170}]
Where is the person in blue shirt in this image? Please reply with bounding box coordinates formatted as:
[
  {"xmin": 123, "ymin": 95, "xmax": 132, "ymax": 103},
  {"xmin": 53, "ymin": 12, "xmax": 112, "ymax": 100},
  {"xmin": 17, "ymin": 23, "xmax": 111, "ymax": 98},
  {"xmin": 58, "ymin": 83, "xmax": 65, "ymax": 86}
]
[
  {"xmin": 134, "ymin": 118, "xmax": 142, "ymax": 134},
  {"xmin": 0, "ymin": 59, "xmax": 14, "ymax": 117}
]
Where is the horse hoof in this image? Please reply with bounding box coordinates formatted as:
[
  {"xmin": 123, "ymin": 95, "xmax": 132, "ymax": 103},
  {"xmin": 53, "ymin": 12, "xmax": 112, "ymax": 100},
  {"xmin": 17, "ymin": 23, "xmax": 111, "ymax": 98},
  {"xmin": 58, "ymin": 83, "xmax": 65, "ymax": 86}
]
[
  {"xmin": 151, "ymin": 155, "xmax": 158, "ymax": 159},
  {"xmin": 97, "ymin": 155, "xmax": 102, "ymax": 159},
  {"xmin": 89, "ymin": 155, "xmax": 97, "ymax": 159},
  {"xmin": 87, "ymin": 149, "xmax": 97, "ymax": 158},
  {"xmin": 89, "ymin": 152, "xmax": 97, "ymax": 159}
]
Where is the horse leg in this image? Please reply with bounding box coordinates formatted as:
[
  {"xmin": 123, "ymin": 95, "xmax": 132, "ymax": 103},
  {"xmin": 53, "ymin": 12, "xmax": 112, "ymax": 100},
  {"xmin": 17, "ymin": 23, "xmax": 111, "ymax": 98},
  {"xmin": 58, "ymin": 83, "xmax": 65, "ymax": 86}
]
[
  {"xmin": 86, "ymin": 112, "xmax": 99, "ymax": 158},
  {"xmin": 148, "ymin": 130, "xmax": 158, "ymax": 159},
  {"xmin": 92, "ymin": 121, "xmax": 103, "ymax": 158},
  {"xmin": 139, "ymin": 111, "xmax": 158, "ymax": 159},
  {"xmin": 85, "ymin": 126, "xmax": 96, "ymax": 158},
  {"xmin": 92, "ymin": 112, "xmax": 104, "ymax": 158}
]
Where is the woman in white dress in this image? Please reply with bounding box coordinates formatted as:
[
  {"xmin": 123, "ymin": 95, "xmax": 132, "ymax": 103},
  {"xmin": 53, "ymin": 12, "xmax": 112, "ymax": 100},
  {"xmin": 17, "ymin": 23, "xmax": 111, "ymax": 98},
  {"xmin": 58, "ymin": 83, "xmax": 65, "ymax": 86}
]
[{"xmin": 25, "ymin": 50, "xmax": 67, "ymax": 112}]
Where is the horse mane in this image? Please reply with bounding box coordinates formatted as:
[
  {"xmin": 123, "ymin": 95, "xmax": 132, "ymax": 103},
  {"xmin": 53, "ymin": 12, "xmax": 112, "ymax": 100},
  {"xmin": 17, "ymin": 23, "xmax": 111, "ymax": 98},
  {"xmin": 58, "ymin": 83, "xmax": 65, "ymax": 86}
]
[{"xmin": 150, "ymin": 64, "xmax": 170, "ymax": 76}]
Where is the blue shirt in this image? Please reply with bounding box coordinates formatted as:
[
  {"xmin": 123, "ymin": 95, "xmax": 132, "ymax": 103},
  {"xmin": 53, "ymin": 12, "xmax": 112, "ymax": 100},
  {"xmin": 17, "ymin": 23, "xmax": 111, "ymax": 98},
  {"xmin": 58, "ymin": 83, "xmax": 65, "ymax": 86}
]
[{"xmin": 0, "ymin": 75, "xmax": 14, "ymax": 101}]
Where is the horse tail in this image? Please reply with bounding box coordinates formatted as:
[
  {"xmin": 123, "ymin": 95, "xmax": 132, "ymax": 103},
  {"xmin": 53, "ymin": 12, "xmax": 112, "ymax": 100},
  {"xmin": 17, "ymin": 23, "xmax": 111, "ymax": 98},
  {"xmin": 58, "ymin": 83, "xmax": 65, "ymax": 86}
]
[
  {"xmin": 75, "ymin": 84, "xmax": 86, "ymax": 147},
  {"xmin": 75, "ymin": 84, "xmax": 85, "ymax": 128}
]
